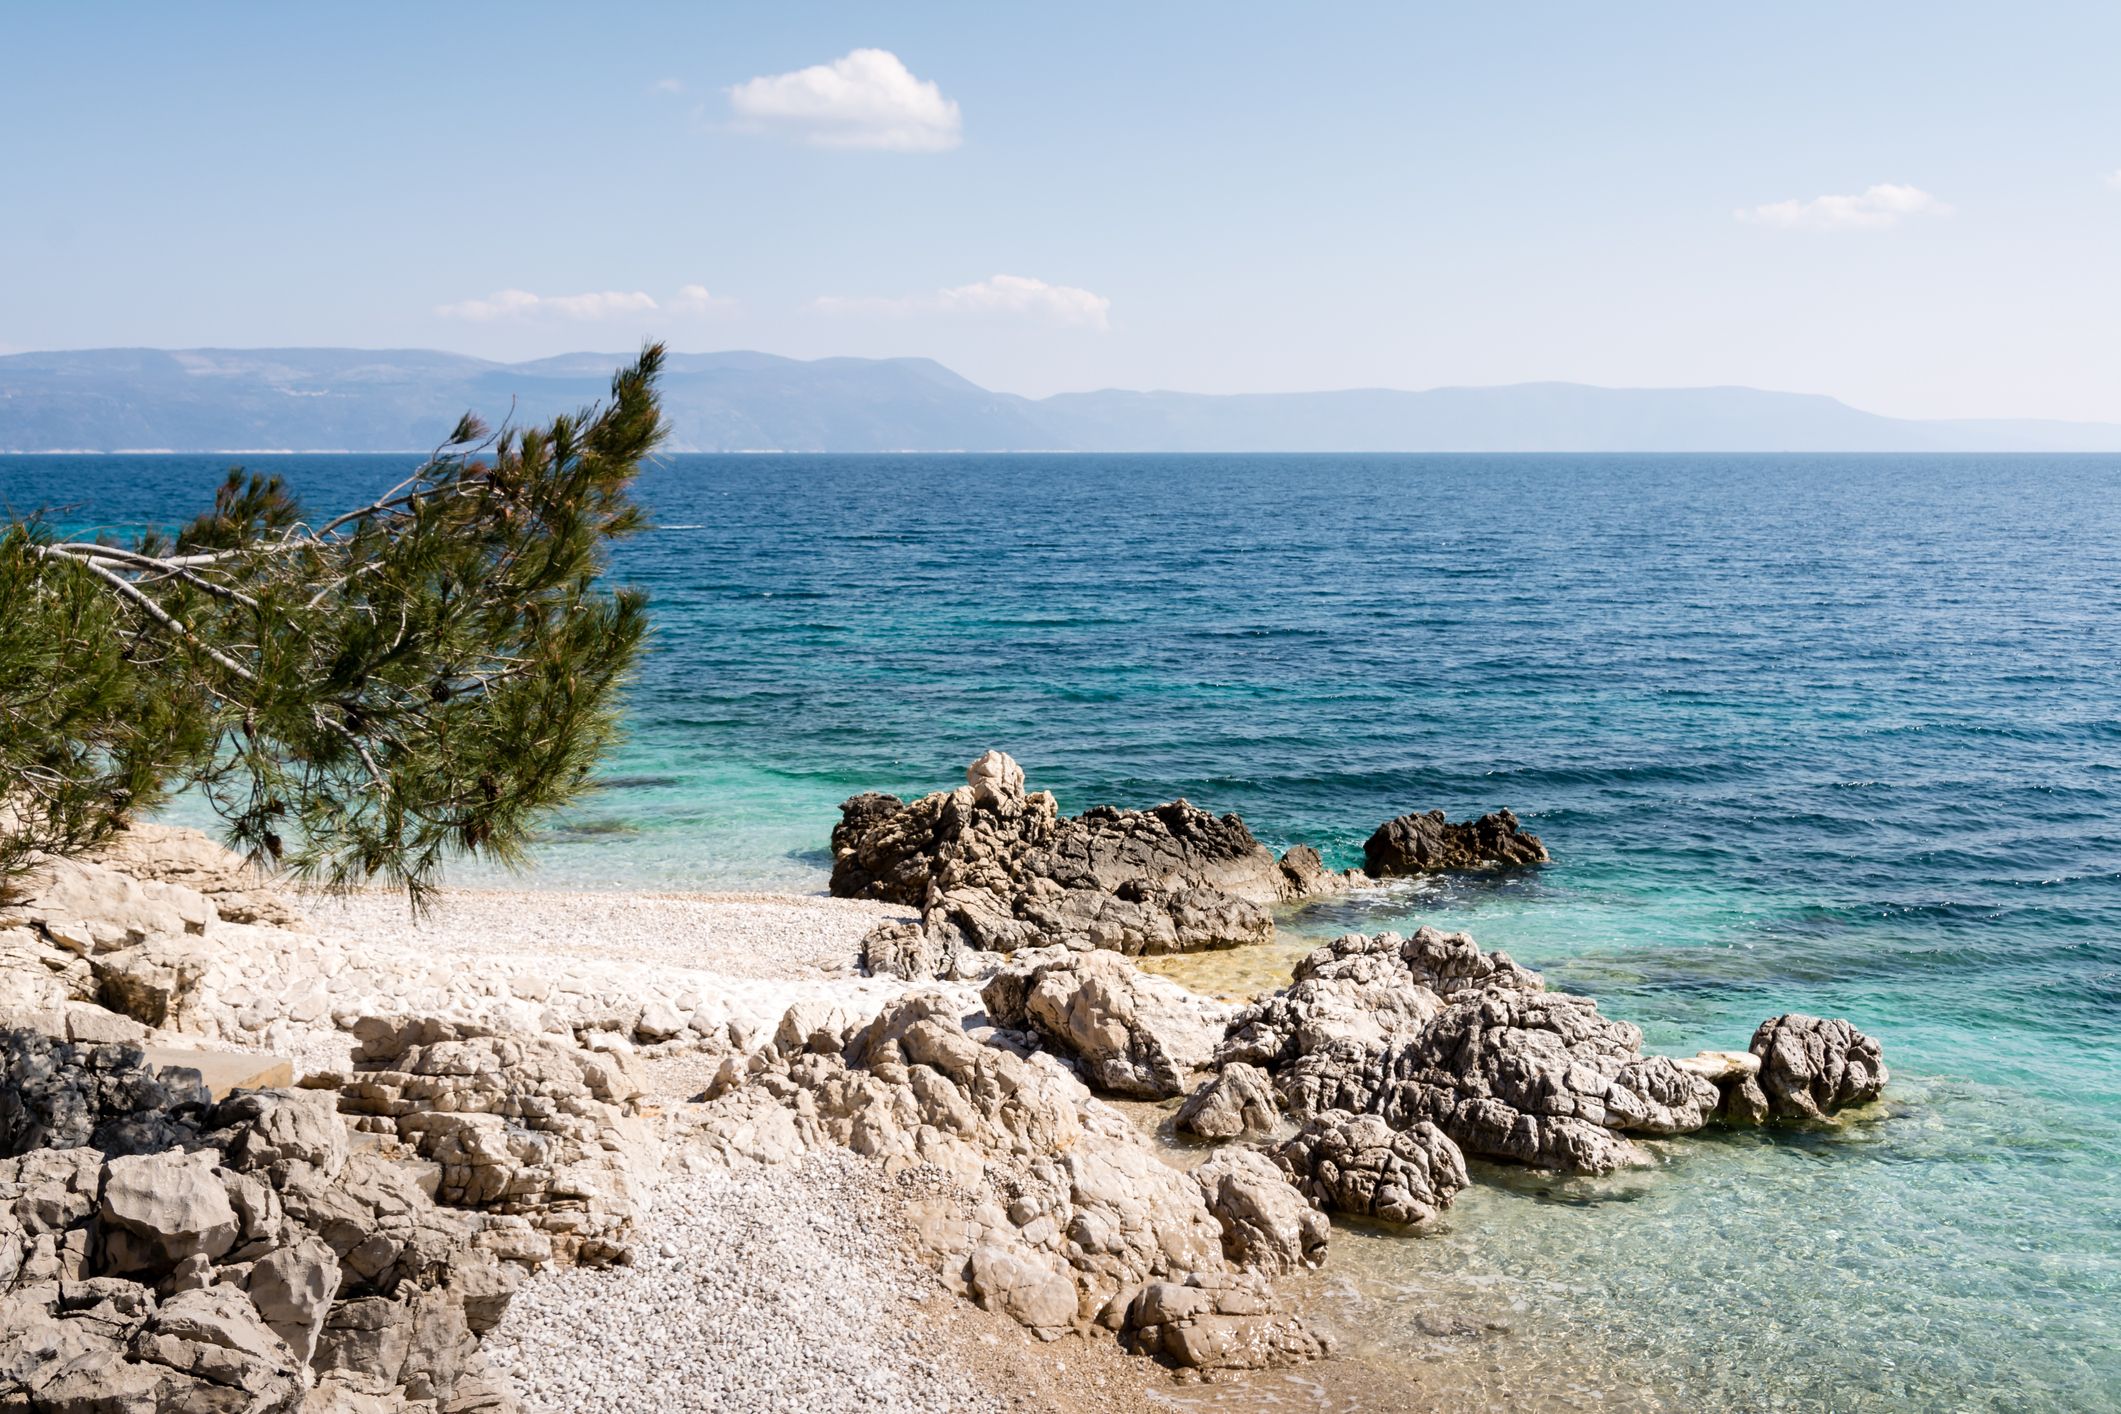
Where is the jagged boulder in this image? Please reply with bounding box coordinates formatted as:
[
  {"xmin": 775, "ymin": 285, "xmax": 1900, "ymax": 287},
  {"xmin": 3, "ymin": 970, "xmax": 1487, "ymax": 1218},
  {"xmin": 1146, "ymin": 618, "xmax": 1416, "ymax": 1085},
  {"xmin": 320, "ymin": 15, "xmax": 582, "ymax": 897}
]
[
  {"xmin": 89, "ymin": 935, "xmax": 210, "ymax": 1029},
  {"xmin": 1218, "ymin": 927, "xmax": 1542, "ymax": 1071},
  {"xmin": 860, "ymin": 919, "xmax": 967, "ymax": 982},
  {"xmin": 1363, "ymin": 808, "xmax": 1547, "ymax": 877},
  {"xmin": 1361, "ymin": 989, "xmax": 1723, "ymax": 1174},
  {"xmin": 1274, "ymin": 845, "xmax": 1361, "ymax": 900},
  {"xmin": 4, "ymin": 1280, "xmax": 309, "ymax": 1411},
  {"xmin": 981, "ymin": 948, "xmax": 1233, "ymax": 1099},
  {"xmin": 97, "ymin": 1148, "xmax": 241, "ymax": 1274},
  {"xmin": 1749, "ymin": 1014, "xmax": 1889, "ymax": 1120},
  {"xmin": 245, "ymin": 1234, "xmax": 340, "ymax": 1363},
  {"xmin": 1173, "ymin": 1063, "xmax": 1281, "ymax": 1140},
  {"xmin": 130, "ymin": 1286, "xmax": 306, "ymax": 1406},
  {"xmin": 1270, "ymin": 1111, "xmax": 1467, "ymax": 1229},
  {"xmin": 1191, "ymin": 1147, "xmax": 1328, "ymax": 1277},
  {"xmin": 0, "ymin": 1030, "xmax": 209, "ymax": 1157},
  {"xmin": 833, "ymin": 753, "xmax": 1356, "ymax": 971}
]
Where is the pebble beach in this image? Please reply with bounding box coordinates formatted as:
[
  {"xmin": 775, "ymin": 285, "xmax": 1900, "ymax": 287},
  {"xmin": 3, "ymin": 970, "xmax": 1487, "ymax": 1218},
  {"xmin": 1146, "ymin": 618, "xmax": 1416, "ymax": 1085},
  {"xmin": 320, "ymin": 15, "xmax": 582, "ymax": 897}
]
[{"xmin": 283, "ymin": 886, "xmax": 1174, "ymax": 1413}]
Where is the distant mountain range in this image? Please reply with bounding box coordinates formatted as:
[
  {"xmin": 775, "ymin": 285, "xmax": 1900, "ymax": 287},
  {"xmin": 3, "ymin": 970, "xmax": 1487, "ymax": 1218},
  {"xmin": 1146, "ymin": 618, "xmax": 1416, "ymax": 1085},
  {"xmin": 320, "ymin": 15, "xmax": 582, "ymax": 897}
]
[{"xmin": 3, "ymin": 347, "xmax": 2119, "ymax": 453}]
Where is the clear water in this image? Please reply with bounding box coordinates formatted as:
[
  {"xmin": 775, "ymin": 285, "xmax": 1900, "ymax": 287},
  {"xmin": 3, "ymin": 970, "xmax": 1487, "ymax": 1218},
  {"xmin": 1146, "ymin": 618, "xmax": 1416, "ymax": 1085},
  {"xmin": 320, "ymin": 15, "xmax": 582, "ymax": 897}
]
[{"xmin": 7, "ymin": 451, "xmax": 2119, "ymax": 1409}]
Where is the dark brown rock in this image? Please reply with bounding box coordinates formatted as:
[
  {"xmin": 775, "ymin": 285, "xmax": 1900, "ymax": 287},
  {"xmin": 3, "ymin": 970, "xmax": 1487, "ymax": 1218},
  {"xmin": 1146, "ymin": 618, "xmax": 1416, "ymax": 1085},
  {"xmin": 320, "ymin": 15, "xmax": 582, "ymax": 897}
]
[{"xmin": 1362, "ymin": 808, "xmax": 1548, "ymax": 877}]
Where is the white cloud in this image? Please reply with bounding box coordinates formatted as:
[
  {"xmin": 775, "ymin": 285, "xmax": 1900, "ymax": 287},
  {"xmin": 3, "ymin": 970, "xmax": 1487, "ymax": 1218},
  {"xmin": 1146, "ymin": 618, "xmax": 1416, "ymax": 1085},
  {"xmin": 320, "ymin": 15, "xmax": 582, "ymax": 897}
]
[
  {"xmin": 437, "ymin": 289, "xmax": 660, "ymax": 321},
  {"xmin": 651, "ymin": 77, "xmax": 685, "ymax": 95},
  {"xmin": 2106, "ymin": 168, "xmax": 2121, "ymax": 190},
  {"xmin": 1737, "ymin": 183, "xmax": 1951, "ymax": 231},
  {"xmin": 936, "ymin": 274, "xmax": 1110, "ymax": 328},
  {"xmin": 436, "ymin": 286, "xmax": 728, "ymax": 322},
  {"xmin": 727, "ymin": 48, "xmax": 960, "ymax": 152},
  {"xmin": 813, "ymin": 274, "xmax": 1110, "ymax": 330},
  {"xmin": 668, "ymin": 283, "xmax": 728, "ymax": 314}
]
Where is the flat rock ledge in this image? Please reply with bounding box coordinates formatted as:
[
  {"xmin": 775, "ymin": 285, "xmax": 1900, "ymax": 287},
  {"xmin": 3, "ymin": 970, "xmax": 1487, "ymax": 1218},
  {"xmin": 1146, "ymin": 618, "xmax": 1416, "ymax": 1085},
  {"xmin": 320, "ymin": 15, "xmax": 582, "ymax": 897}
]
[{"xmin": 833, "ymin": 753, "xmax": 1553, "ymax": 983}]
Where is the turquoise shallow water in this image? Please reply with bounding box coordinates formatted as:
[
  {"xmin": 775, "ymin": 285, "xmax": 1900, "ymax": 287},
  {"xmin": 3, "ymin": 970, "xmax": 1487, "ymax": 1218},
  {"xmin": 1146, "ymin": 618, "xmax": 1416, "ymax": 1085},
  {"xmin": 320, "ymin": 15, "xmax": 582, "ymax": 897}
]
[{"xmin": 6, "ymin": 451, "xmax": 2119, "ymax": 1409}]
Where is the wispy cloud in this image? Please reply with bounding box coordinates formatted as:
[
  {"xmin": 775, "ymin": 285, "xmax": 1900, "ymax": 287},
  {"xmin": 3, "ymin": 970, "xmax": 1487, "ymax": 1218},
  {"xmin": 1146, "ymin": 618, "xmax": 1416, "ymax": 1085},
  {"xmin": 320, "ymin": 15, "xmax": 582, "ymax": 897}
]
[
  {"xmin": 668, "ymin": 283, "xmax": 727, "ymax": 314},
  {"xmin": 651, "ymin": 77, "xmax": 685, "ymax": 95},
  {"xmin": 1737, "ymin": 183, "xmax": 1951, "ymax": 231},
  {"xmin": 2105, "ymin": 168, "xmax": 2121, "ymax": 190},
  {"xmin": 436, "ymin": 285, "xmax": 726, "ymax": 322},
  {"xmin": 727, "ymin": 48, "xmax": 960, "ymax": 152},
  {"xmin": 814, "ymin": 274, "xmax": 1110, "ymax": 330}
]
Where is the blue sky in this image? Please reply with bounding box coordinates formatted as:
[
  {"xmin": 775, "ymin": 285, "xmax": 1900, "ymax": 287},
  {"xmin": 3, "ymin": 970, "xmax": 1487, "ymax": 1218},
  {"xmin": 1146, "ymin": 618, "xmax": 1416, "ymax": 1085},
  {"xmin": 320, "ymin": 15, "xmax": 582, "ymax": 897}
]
[{"xmin": 3, "ymin": 3, "xmax": 2118, "ymax": 419}]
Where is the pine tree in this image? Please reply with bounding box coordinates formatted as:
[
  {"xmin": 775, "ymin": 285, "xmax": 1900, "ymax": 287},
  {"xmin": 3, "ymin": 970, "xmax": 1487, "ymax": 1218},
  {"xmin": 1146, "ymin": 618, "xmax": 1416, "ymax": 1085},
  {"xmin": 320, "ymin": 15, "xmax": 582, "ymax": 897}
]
[{"xmin": 0, "ymin": 345, "xmax": 666, "ymax": 904}]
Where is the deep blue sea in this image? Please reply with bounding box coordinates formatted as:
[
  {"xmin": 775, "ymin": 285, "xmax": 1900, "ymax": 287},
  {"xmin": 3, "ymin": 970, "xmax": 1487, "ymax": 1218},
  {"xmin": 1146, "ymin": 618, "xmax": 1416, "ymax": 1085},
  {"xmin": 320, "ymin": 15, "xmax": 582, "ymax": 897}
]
[{"xmin": 6, "ymin": 451, "xmax": 2119, "ymax": 1409}]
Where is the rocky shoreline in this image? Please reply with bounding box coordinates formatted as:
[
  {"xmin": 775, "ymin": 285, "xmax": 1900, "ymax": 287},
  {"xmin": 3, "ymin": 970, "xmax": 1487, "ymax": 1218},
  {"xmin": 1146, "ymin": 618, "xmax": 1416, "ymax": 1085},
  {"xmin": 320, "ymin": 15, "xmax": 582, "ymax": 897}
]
[{"xmin": 1, "ymin": 754, "xmax": 1888, "ymax": 1411}]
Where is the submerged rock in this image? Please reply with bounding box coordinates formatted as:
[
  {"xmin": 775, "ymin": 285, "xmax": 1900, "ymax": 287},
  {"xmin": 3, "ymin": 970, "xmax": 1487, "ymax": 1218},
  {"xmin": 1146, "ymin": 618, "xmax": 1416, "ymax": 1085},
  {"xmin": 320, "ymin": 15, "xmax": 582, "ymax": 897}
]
[
  {"xmin": 1362, "ymin": 808, "xmax": 1548, "ymax": 877},
  {"xmin": 833, "ymin": 752, "xmax": 1360, "ymax": 973}
]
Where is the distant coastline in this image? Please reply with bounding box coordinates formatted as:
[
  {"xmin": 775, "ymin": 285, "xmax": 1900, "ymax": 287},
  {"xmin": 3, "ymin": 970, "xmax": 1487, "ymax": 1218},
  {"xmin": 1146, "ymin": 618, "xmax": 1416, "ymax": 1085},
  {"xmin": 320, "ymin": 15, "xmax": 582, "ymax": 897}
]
[{"xmin": 7, "ymin": 346, "xmax": 2121, "ymax": 454}]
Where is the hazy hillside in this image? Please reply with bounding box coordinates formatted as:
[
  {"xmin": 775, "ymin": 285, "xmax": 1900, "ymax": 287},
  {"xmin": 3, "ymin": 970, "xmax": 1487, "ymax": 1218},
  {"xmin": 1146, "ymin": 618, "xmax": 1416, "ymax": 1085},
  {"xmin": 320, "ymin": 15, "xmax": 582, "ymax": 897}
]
[{"xmin": 3, "ymin": 347, "xmax": 2118, "ymax": 453}]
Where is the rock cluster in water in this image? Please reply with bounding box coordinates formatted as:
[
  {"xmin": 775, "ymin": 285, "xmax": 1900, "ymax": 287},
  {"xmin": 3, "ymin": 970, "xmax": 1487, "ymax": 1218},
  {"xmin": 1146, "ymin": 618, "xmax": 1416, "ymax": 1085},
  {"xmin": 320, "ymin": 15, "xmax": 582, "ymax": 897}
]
[
  {"xmin": 1196, "ymin": 926, "xmax": 1888, "ymax": 1176},
  {"xmin": 815, "ymin": 758, "xmax": 1888, "ymax": 1363},
  {"xmin": 832, "ymin": 752, "xmax": 1558, "ymax": 982},
  {"xmin": 834, "ymin": 751, "xmax": 1362, "ymax": 975}
]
